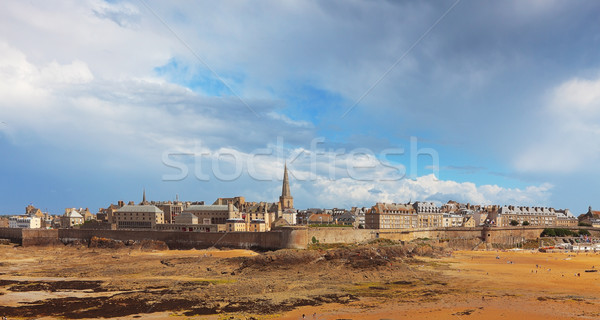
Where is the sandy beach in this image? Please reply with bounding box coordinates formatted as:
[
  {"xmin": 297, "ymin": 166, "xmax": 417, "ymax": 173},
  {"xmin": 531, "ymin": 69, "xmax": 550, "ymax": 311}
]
[{"xmin": 1, "ymin": 244, "xmax": 600, "ymax": 319}]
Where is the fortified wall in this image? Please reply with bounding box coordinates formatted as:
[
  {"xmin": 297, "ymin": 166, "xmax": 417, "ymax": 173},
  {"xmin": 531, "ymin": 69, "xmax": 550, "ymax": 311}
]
[
  {"xmin": 306, "ymin": 226, "xmax": 586, "ymax": 247},
  {"xmin": 1, "ymin": 226, "xmax": 597, "ymax": 250},
  {"xmin": 0, "ymin": 227, "xmax": 307, "ymax": 250}
]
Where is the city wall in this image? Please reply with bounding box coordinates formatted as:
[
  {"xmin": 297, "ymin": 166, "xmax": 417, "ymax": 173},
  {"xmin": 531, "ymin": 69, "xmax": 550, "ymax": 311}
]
[
  {"xmin": 307, "ymin": 228, "xmax": 375, "ymax": 244},
  {"xmin": 58, "ymin": 228, "xmax": 296, "ymax": 250},
  {"xmin": 1, "ymin": 226, "xmax": 598, "ymax": 250},
  {"xmin": 0, "ymin": 227, "xmax": 305, "ymax": 250},
  {"xmin": 22, "ymin": 229, "xmax": 61, "ymax": 247},
  {"xmin": 306, "ymin": 227, "xmax": 556, "ymax": 246},
  {"xmin": 0, "ymin": 227, "xmax": 23, "ymax": 244},
  {"xmin": 307, "ymin": 227, "xmax": 485, "ymax": 244}
]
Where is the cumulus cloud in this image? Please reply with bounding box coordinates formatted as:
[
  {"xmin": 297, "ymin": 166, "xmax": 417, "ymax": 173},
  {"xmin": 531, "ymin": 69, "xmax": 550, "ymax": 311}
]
[
  {"xmin": 158, "ymin": 142, "xmax": 553, "ymax": 209},
  {"xmin": 514, "ymin": 75, "xmax": 600, "ymax": 173},
  {"xmin": 303, "ymin": 174, "xmax": 552, "ymax": 209}
]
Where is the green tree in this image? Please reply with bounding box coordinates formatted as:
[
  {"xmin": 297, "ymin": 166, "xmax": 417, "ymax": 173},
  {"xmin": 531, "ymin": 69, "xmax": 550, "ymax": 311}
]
[
  {"xmin": 510, "ymin": 220, "xmax": 519, "ymax": 226},
  {"xmin": 579, "ymin": 222, "xmax": 592, "ymax": 227},
  {"xmin": 579, "ymin": 229, "xmax": 591, "ymax": 236},
  {"xmin": 522, "ymin": 221, "xmax": 530, "ymax": 226}
]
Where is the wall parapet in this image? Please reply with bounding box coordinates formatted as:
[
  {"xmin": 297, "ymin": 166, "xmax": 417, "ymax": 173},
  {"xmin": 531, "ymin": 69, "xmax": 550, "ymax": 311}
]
[{"xmin": 0, "ymin": 225, "xmax": 597, "ymax": 249}]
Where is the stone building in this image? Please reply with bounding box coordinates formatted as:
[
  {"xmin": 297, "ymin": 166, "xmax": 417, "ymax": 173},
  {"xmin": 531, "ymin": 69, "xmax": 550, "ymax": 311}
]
[
  {"xmin": 226, "ymin": 218, "xmax": 246, "ymax": 232},
  {"xmin": 61, "ymin": 209, "xmax": 84, "ymax": 228},
  {"xmin": 156, "ymin": 201, "xmax": 185, "ymax": 224},
  {"xmin": 578, "ymin": 206, "xmax": 600, "ymax": 227},
  {"xmin": 413, "ymin": 202, "xmax": 443, "ymax": 228},
  {"xmin": 308, "ymin": 213, "xmax": 333, "ymax": 225},
  {"xmin": 365, "ymin": 203, "xmax": 416, "ymax": 229},
  {"xmin": 174, "ymin": 212, "xmax": 198, "ymax": 224},
  {"xmin": 97, "ymin": 202, "xmax": 123, "ymax": 223},
  {"xmin": 492, "ymin": 206, "xmax": 556, "ymax": 227},
  {"xmin": 113, "ymin": 205, "xmax": 165, "ymax": 229},
  {"xmin": 555, "ymin": 209, "xmax": 578, "ymax": 227},
  {"xmin": 183, "ymin": 203, "xmax": 239, "ymax": 225},
  {"xmin": 365, "ymin": 201, "xmax": 445, "ymax": 229},
  {"xmin": 249, "ymin": 219, "xmax": 267, "ymax": 232}
]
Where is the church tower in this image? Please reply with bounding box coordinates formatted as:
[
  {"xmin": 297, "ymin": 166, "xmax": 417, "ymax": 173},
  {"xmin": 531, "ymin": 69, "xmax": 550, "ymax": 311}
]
[
  {"xmin": 141, "ymin": 188, "xmax": 148, "ymax": 205},
  {"xmin": 279, "ymin": 163, "xmax": 294, "ymax": 210}
]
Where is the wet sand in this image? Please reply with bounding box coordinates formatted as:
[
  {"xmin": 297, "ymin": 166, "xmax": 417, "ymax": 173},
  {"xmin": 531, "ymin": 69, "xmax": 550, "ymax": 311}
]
[{"xmin": 2, "ymin": 245, "xmax": 600, "ymax": 319}]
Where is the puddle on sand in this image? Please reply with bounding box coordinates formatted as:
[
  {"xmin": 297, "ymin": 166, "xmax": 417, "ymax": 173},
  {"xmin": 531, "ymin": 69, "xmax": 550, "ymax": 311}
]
[{"xmin": 0, "ymin": 289, "xmax": 123, "ymax": 307}]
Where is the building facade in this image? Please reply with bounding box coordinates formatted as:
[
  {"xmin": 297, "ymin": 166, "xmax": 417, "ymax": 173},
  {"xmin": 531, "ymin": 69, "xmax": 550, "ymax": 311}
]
[
  {"xmin": 113, "ymin": 205, "xmax": 165, "ymax": 229},
  {"xmin": 61, "ymin": 209, "xmax": 85, "ymax": 228},
  {"xmin": 183, "ymin": 203, "xmax": 239, "ymax": 225},
  {"xmin": 366, "ymin": 203, "xmax": 417, "ymax": 229},
  {"xmin": 578, "ymin": 206, "xmax": 600, "ymax": 227},
  {"xmin": 9, "ymin": 216, "xmax": 41, "ymax": 229}
]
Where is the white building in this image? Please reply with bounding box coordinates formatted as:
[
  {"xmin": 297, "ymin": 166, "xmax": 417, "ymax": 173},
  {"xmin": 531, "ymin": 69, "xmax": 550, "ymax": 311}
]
[
  {"xmin": 9, "ymin": 216, "xmax": 41, "ymax": 229},
  {"xmin": 442, "ymin": 214, "xmax": 463, "ymax": 227}
]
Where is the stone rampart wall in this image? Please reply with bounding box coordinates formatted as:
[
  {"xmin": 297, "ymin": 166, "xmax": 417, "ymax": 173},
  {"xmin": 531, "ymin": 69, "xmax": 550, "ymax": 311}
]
[{"xmin": 1, "ymin": 225, "xmax": 596, "ymax": 249}]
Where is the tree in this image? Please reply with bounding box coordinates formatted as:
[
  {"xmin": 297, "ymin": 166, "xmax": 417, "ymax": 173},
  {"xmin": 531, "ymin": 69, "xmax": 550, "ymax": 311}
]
[
  {"xmin": 510, "ymin": 220, "xmax": 519, "ymax": 226},
  {"xmin": 579, "ymin": 229, "xmax": 591, "ymax": 236},
  {"xmin": 579, "ymin": 221, "xmax": 592, "ymax": 227},
  {"xmin": 522, "ymin": 221, "xmax": 530, "ymax": 226}
]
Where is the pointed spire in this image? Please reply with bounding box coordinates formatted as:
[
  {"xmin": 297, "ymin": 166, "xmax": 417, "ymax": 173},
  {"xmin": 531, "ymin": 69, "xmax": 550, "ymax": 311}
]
[
  {"xmin": 282, "ymin": 162, "xmax": 290, "ymax": 197},
  {"xmin": 142, "ymin": 188, "xmax": 147, "ymax": 204}
]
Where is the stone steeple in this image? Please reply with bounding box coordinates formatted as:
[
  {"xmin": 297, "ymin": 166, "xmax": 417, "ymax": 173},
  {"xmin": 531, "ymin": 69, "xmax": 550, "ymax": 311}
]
[
  {"xmin": 141, "ymin": 188, "xmax": 148, "ymax": 205},
  {"xmin": 282, "ymin": 163, "xmax": 290, "ymax": 197},
  {"xmin": 279, "ymin": 163, "xmax": 294, "ymax": 210}
]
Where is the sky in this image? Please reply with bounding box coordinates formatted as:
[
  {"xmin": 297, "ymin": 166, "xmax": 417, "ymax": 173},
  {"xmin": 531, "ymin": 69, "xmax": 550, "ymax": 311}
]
[{"xmin": 1, "ymin": 0, "xmax": 600, "ymax": 215}]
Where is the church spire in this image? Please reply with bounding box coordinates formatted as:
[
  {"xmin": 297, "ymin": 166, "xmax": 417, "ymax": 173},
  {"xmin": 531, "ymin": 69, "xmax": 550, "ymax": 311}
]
[
  {"xmin": 282, "ymin": 162, "xmax": 290, "ymax": 197},
  {"xmin": 279, "ymin": 162, "xmax": 294, "ymax": 210},
  {"xmin": 142, "ymin": 188, "xmax": 147, "ymax": 205}
]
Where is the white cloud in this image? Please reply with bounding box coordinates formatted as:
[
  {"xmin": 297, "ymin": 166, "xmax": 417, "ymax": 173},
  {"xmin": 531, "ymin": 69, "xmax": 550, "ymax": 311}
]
[
  {"xmin": 157, "ymin": 143, "xmax": 553, "ymax": 209},
  {"xmin": 514, "ymin": 75, "xmax": 600, "ymax": 173},
  {"xmin": 40, "ymin": 60, "xmax": 94, "ymax": 85},
  {"xmin": 0, "ymin": 43, "xmax": 314, "ymax": 165},
  {"xmin": 303, "ymin": 174, "xmax": 552, "ymax": 208}
]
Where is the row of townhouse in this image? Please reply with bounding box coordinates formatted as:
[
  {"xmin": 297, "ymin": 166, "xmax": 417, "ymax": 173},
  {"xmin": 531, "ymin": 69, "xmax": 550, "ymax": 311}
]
[
  {"xmin": 365, "ymin": 201, "xmax": 578, "ymax": 229},
  {"xmin": 487, "ymin": 206, "xmax": 577, "ymax": 227},
  {"xmin": 365, "ymin": 202, "xmax": 443, "ymax": 229}
]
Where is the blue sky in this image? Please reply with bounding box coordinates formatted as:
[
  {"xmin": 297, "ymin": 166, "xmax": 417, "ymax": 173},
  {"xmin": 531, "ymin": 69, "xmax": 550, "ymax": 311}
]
[{"xmin": 1, "ymin": 0, "xmax": 600, "ymax": 215}]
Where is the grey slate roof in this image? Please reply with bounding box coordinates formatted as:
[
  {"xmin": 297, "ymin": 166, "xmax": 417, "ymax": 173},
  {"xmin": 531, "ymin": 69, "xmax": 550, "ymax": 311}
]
[
  {"xmin": 64, "ymin": 210, "xmax": 83, "ymax": 218},
  {"xmin": 185, "ymin": 205, "xmax": 238, "ymax": 212},
  {"xmin": 115, "ymin": 205, "xmax": 163, "ymax": 214}
]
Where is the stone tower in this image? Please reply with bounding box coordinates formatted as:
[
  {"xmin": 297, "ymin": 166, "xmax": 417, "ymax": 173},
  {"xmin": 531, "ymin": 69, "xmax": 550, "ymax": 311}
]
[
  {"xmin": 279, "ymin": 163, "xmax": 294, "ymax": 210},
  {"xmin": 141, "ymin": 188, "xmax": 148, "ymax": 205}
]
